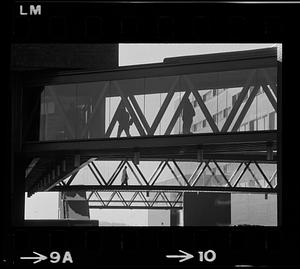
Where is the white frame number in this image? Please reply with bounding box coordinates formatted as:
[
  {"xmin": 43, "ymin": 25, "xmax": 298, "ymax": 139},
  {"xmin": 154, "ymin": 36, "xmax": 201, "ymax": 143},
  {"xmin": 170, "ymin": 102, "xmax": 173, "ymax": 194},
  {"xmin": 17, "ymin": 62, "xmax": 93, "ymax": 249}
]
[{"xmin": 198, "ymin": 250, "xmax": 216, "ymax": 262}]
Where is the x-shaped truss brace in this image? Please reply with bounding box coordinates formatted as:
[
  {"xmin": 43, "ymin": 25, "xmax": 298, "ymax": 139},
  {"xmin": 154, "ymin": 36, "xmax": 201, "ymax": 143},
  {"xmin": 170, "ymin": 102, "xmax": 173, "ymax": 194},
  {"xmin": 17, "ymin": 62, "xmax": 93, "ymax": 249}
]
[{"xmin": 103, "ymin": 69, "xmax": 277, "ymax": 138}]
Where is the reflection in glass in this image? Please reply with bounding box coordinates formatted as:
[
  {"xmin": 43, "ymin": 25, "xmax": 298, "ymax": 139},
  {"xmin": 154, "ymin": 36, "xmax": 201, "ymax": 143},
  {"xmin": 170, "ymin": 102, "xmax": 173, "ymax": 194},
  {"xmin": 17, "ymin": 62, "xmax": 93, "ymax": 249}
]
[{"xmin": 39, "ymin": 67, "xmax": 277, "ymax": 141}]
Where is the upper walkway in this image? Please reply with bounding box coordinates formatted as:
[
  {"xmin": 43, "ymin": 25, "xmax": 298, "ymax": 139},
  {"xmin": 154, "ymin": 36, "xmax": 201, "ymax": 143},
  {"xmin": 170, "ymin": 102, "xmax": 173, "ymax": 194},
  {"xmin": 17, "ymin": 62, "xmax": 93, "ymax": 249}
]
[{"xmin": 22, "ymin": 48, "xmax": 280, "ymax": 197}]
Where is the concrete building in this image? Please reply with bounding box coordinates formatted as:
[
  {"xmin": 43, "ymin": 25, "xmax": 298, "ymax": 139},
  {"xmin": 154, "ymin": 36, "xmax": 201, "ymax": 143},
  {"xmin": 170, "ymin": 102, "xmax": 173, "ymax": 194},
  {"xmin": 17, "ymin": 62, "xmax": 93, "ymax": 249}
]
[{"xmin": 171, "ymin": 79, "xmax": 277, "ymax": 226}]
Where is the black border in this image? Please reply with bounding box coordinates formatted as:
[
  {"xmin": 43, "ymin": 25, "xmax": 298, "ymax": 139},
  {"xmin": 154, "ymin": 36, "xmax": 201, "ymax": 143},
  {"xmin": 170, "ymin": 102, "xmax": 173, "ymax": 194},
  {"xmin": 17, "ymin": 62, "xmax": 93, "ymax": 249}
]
[{"xmin": 4, "ymin": 1, "xmax": 300, "ymax": 268}]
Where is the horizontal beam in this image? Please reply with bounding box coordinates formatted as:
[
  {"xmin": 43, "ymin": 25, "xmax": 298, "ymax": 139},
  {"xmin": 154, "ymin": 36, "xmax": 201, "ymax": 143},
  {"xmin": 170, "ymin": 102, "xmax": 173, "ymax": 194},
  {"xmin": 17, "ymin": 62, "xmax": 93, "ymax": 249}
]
[
  {"xmin": 23, "ymin": 49, "xmax": 277, "ymax": 87},
  {"xmin": 88, "ymin": 200, "xmax": 183, "ymax": 204},
  {"xmin": 23, "ymin": 151, "xmax": 278, "ymax": 163},
  {"xmin": 89, "ymin": 206, "xmax": 182, "ymax": 210},
  {"xmin": 50, "ymin": 185, "xmax": 278, "ymax": 194},
  {"xmin": 23, "ymin": 131, "xmax": 277, "ymax": 156}
]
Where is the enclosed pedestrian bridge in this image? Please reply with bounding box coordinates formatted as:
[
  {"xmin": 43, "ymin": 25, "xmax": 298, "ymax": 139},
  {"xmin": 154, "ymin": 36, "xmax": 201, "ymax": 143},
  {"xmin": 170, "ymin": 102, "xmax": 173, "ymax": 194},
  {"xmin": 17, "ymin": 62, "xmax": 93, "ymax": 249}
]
[{"xmin": 22, "ymin": 48, "xmax": 279, "ymax": 211}]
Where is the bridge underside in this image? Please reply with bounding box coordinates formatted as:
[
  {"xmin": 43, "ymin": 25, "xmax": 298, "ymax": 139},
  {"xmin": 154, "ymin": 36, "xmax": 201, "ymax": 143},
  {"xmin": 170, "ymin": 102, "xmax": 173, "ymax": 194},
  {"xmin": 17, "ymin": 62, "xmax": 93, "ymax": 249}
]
[
  {"xmin": 21, "ymin": 49, "xmax": 279, "ymax": 214},
  {"xmin": 24, "ymin": 131, "xmax": 277, "ymax": 198}
]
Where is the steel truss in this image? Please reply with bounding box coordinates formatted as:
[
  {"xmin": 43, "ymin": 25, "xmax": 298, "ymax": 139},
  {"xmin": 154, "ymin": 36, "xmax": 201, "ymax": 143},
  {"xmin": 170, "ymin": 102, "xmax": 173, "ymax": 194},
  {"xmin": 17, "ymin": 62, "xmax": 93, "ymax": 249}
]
[
  {"xmin": 48, "ymin": 158, "xmax": 277, "ymax": 211},
  {"xmin": 25, "ymin": 130, "xmax": 277, "ymax": 197},
  {"xmin": 23, "ymin": 50, "xmax": 278, "ymax": 200},
  {"xmin": 53, "ymin": 158, "xmax": 277, "ymax": 209},
  {"xmin": 103, "ymin": 69, "xmax": 277, "ymax": 137},
  {"xmin": 25, "ymin": 68, "xmax": 277, "ymax": 141},
  {"xmin": 86, "ymin": 191, "xmax": 183, "ymax": 209},
  {"xmin": 55, "ymin": 159, "xmax": 277, "ymax": 190}
]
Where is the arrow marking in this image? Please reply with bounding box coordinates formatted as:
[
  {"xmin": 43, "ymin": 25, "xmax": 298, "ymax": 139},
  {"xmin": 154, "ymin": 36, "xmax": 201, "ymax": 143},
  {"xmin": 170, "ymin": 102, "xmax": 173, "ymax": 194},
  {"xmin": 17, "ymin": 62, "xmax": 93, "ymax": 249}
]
[
  {"xmin": 20, "ymin": 251, "xmax": 48, "ymax": 264},
  {"xmin": 166, "ymin": 250, "xmax": 194, "ymax": 263}
]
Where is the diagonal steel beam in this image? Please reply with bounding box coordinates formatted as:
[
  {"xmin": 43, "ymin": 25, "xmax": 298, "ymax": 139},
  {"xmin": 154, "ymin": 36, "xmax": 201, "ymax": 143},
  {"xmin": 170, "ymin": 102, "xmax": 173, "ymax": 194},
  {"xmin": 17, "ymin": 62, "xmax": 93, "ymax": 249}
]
[
  {"xmin": 107, "ymin": 160, "xmax": 126, "ymax": 185},
  {"xmin": 247, "ymin": 165, "xmax": 262, "ymax": 188},
  {"xmin": 126, "ymin": 161, "xmax": 144, "ymax": 186},
  {"xmin": 228, "ymin": 162, "xmax": 244, "ymax": 184},
  {"xmin": 161, "ymin": 192, "xmax": 172, "ymax": 207},
  {"xmin": 116, "ymin": 191, "xmax": 128, "ymax": 207},
  {"xmin": 233, "ymin": 161, "xmax": 251, "ymax": 187},
  {"xmin": 88, "ymin": 163, "xmax": 103, "ymax": 186},
  {"xmin": 254, "ymin": 161, "xmax": 274, "ymax": 189},
  {"xmin": 114, "ymin": 81, "xmax": 146, "ymax": 136},
  {"xmin": 105, "ymin": 101, "xmax": 123, "ymax": 138},
  {"xmin": 269, "ymin": 170, "xmax": 277, "ymax": 187},
  {"xmin": 106, "ymin": 191, "xmax": 117, "ymax": 206},
  {"xmin": 149, "ymin": 91, "xmax": 175, "ymax": 135},
  {"xmin": 25, "ymin": 158, "xmax": 40, "ymax": 178},
  {"xmin": 183, "ymin": 75, "xmax": 219, "ymax": 133},
  {"xmin": 262, "ymin": 69, "xmax": 277, "ymax": 97},
  {"xmin": 129, "ymin": 192, "xmax": 139, "ymax": 206},
  {"xmin": 192, "ymin": 161, "xmax": 209, "ymax": 187},
  {"xmin": 91, "ymin": 162, "xmax": 107, "ymax": 185},
  {"xmin": 188, "ymin": 162, "xmax": 203, "ymax": 186},
  {"xmin": 221, "ymin": 70, "xmax": 256, "ymax": 132},
  {"xmin": 232, "ymin": 85, "xmax": 260, "ymax": 132},
  {"xmin": 165, "ymin": 90, "xmax": 191, "ymax": 135},
  {"xmin": 191, "ymin": 89, "xmax": 219, "ymax": 133},
  {"xmin": 173, "ymin": 192, "xmax": 183, "ymax": 207},
  {"xmin": 44, "ymin": 158, "xmax": 97, "ymax": 192},
  {"xmin": 262, "ymin": 84, "xmax": 277, "ymax": 112},
  {"xmin": 87, "ymin": 191, "xmax": 94, "ymax": 201},
  {"xmin": 150, "ymin": 161, "xmax": 168, "ymax": 186},
  {"xmin": 128, "ymin": 94, "xmax": 151, "ymax": 134},
  {"xmin": 150, "ymin": 192, "xmax": 161, "ymax": 207},
  {"xmin": 214, "ymin": 161, "xmax": 232, "ymax": 187},
  {"xmin": 149, "ymin": 76, "xmax": 179, "ymax": 135},
  {"xmin": 172, "ymin": 161, "xmax": 190, "ymax": 186},
  {"xmin": 95, "ymin": 191, "xmax": 106, "ymax": 206},
  {"xmin": 66, "ymin": 170, "xmax": 79, "ymax": 186},
  {"xmin": 148, "ymin": 161, "xmax": 164, "ymax": 185},
  {"xmin": 138, "ymin": 192, "xmax": 150, "ymax": 207},
  {"xmin": 206, "ymin": 163, "xmax": 222, "ymax": 186},
  {"xmin": 166, "ymin": 161, "xmax": 183, "ymax": 186},
  {"xmin": 132, "ymin": 162, "xmax": 149, "ymax": 186}
]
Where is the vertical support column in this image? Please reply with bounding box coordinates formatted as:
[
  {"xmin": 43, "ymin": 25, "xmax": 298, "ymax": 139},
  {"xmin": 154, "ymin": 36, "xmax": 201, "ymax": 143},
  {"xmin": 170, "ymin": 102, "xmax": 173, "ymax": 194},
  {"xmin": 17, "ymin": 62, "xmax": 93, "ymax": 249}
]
[
  {"xmin": 11, "ymin": 73, "xmax": 25, "ymax": 226},
  {"xmin": 277, "ymin": 61, "xmax": 282, "ymax": 226},
  {"xmin": 11, "ymin": 153, "xmax": 26, "ymax": 226},
  {"xmin": 267, "ymin": 142, "xmax": 274, "ymax": 161}
]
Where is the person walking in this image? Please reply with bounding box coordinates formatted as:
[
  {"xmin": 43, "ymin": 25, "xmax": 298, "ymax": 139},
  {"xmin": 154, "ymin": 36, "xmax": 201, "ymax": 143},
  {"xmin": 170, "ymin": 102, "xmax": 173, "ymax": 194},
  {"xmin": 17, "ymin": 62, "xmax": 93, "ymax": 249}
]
[
  {"xmin": 182, "ymin": 98, "xmax": 195, "ymax": 134},
  {"xmin": 117, "ymin": 103, "xmax": 133, "ymax": 137},
  {"xmin": 121, "ymin": 166, "xmax": 129, "ymax": 186}
]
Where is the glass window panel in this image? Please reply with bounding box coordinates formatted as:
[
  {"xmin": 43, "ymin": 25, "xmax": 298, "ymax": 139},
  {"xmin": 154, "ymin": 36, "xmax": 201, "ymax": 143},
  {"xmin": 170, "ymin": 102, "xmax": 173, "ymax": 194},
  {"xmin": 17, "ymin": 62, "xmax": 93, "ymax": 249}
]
[
  {"xmin": 40, "ymin": 84, "xmax": 77, "ymax": 141},
  {"xmin": 38, "ymin": 67, "xmax": 277, "ymax": 141},
  {"xmin": 145, "ymin": 76, "xmax": 180, "ymax": 136},
  {"xmin": 269, "ymin": 111, "xmax": 276, "ymax": 130},
  {"xmin": 77, "ymin": 81, "xmax": 108, "ymax": 139},
  {"xmin": 249, "ymin": 120, "xmax": 255, "ymax": 131}
]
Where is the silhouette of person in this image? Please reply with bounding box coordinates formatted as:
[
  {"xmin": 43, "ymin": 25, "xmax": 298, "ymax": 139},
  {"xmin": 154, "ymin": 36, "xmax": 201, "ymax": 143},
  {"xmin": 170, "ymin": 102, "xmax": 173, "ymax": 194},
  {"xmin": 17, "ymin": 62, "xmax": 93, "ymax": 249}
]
[
  {"xmin": 117, "ymin": 103, "xmax": 133, "ymax": 137},
  {"xmin": 182, "ymin": 98, "xmax": 195, "ymax": 134},
  {"xmin": 121, "ymin": 166, "xmax": 129, "ymax": 186}
]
